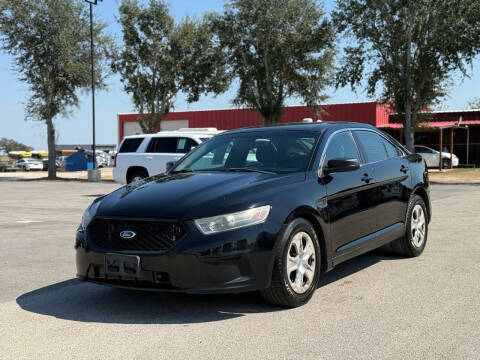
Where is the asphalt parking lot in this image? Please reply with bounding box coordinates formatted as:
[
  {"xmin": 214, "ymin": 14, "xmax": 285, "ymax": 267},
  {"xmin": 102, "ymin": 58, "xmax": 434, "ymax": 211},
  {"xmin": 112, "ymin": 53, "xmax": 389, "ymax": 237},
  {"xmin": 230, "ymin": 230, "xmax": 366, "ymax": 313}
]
[{"xmin": 0, "ymin": 181, "xmax": 479, "ymax": 359}]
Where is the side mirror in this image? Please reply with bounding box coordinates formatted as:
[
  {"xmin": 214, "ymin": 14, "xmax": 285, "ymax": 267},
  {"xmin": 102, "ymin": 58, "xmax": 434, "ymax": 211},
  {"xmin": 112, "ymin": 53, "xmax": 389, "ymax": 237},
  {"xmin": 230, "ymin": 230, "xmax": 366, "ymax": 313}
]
[
  {"xmin": 166, "ymin": 161, "xmax": 176, "ymax": 172},
  {"xmin": 323, "ymin": 158, "xmax": 359, "ymax": 175}
]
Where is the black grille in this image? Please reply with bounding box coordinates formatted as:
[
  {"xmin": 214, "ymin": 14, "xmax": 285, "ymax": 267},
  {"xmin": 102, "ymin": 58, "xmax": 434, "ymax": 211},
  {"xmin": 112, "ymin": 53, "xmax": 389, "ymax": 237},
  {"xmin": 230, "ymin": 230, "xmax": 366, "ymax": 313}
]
[{"xmin": 88, "ymin": 218, "xmax": 186, "ymax": 252}]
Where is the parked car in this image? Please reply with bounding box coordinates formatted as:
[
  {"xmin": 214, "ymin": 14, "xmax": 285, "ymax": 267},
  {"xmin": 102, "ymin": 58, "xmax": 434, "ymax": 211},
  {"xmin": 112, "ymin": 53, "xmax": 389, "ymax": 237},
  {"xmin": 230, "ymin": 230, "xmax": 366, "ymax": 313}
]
[
  {"xmin": 14, "ymin": 158, "xmax": 43, "ymax": 171},
  {"xmin": 76, "ymin": 122, "xmax": 431, "ymax": 307},
  {"xmin": 414, "ymin": 145, "xmax": 459, "ymax": 168},
  {"xmin": 113, "ymin": 128, "xmax": 222, "ymax": 184},
  {"xmin": 0, "ymin": 162, "xmax": 20, "ymax": 172},
  {"xmin": 42, "ymin": 159, "xmax": 61, "ymax": 170}
]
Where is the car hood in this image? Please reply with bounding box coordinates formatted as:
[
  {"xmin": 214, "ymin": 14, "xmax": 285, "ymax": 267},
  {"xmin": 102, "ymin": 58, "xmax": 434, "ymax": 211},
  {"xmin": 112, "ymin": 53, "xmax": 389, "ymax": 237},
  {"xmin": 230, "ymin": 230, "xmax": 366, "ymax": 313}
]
[
  {"xmin": 419, "ymin": 152, "xmax": 456, "ymax": 159},
  {"xmin": 97, "ymin": 171, "xmax": 305, "ymax": 220},
  {"xmin": 440, "ymin": 152, "xmax": 457, "ymax": 159}
]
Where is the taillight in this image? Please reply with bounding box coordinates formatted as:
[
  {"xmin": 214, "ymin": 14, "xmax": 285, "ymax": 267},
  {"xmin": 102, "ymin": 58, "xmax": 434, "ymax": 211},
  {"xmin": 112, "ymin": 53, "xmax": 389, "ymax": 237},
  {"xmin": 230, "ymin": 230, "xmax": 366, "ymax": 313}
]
[{"xmin": 113, "ymin": 153, "xmax": 117, "ymax": 167}]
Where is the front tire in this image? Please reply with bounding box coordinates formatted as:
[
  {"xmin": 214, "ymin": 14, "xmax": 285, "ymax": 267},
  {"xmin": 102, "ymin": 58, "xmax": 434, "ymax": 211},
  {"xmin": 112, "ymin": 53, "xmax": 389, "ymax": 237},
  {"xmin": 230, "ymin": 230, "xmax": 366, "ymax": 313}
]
[
  {"xmin": 260, "ymin": 218, "xmax": 321, "ymax": 307},
  {"xmin": 391, "ymin": 195, "xmax": 428, "ymax": 257}
]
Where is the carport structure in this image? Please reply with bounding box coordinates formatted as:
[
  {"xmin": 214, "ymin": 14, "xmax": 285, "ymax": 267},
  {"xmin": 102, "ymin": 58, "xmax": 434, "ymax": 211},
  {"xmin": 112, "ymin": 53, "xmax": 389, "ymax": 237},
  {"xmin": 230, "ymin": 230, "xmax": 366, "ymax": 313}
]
[{"xmin": 380, "ymin": 109, "xmax": 480, "ymax": 170}]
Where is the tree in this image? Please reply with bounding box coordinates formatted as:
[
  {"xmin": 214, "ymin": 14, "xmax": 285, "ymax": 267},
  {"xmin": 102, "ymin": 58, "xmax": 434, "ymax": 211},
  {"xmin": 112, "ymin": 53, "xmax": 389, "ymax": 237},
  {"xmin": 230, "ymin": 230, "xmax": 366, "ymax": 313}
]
[
  {"xmin": 0, "ymin": 0, "xmax": 111, "ymax": 178},
  {"xmin": 113, "ymin": 0, "xmax": 228, "ymax": 134},
  {"xmin": 0, "ymin": 138, "xmax": 33, "ymax": 154},
  {"xmin": 334, "ymin": 0, "xmax": 480, "ymax": 151},
  {"xmin": 211, "ymin": 0, "xmax": 335, "ymax": 125},
  {"xmin": 467, "ymin": 97, "xmax": 480, "ymax": 109}
]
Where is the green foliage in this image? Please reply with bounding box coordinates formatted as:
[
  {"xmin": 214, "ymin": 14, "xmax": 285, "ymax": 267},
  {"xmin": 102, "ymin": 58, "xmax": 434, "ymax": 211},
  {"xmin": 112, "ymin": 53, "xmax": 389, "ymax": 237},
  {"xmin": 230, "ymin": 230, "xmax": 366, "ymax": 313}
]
[
  {"xmin": 211, "ymin": 0, "xmax": 335, "ymax": 124},
  {"xmin": 113, "ymin": 0, "xmax": 228, "ymax": 134},
  {"xmin": 467, "ymin": 97, "xmax": 480, "ymax": 109},
  {"xmin": 0, "ymin": 138, "xmax": 33, "ymax": 154},
  {"xmin": 333, "ymin": 0, "xmax": 480, "ymax": 151},
  {"xmin": 0, "ymin": 0, "xmax": 112, "ymax": 177}
]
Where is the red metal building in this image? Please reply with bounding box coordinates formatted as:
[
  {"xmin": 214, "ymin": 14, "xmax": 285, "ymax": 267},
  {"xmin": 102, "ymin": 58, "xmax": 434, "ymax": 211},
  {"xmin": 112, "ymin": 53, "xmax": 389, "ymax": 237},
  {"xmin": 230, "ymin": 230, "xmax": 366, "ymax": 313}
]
[
  {"xmin": 118, "ymin": 101, "xmax": 392, "ymax": 141},
  {"xmin": 117, "ymin": 101, "xmax": 480, "ymax": 166}
]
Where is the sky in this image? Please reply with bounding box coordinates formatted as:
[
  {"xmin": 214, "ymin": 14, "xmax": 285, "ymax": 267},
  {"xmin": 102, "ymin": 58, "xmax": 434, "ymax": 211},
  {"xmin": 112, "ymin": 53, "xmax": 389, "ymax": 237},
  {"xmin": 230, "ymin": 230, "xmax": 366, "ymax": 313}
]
[{"xmin": 0, "ymin": 0, "xmax": 479, "ymax": 150}]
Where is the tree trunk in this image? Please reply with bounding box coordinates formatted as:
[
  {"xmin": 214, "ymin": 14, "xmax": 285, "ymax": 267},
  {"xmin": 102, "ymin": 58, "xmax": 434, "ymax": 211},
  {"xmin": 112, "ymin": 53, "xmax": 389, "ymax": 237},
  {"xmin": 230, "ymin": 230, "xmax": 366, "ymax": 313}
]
[
  {"xmin": 404, "ymin": 103, "xmax": 414, "ymax": 152},
  {"xmin": 403, "ymin": 5, "xmax": 414, "ymax": 152},
  {"xmin": 46, "ymin": 117, "xmax": 56, "ymax": 179}
]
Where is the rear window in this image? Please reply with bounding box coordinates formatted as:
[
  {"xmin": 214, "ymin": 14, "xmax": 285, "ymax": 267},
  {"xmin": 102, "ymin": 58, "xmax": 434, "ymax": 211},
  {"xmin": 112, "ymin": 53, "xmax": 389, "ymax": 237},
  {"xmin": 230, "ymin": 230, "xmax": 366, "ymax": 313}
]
[
  {"xmin": 119, "ymin": 138, "xmax": 144, "ymax": 153},
  {"xmin": 147, "ymin": 138, "xmax": 178, "ymax": 153},
  {"xmin": 147, "ymin": 137, "xmax": 199, "ymax": 153}
]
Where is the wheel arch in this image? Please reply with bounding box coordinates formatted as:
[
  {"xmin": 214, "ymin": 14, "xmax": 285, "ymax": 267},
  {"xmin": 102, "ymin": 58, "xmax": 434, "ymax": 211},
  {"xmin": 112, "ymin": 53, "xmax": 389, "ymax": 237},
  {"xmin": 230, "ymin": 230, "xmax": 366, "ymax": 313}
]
[
  {"xmin": 283, "ymin": 206, "xmax": 329, "ymax": 274},
  {"xmin": 411, "ymin": 186, "xmax": 431, "ymax": 223},
  {"xmin": 126, "ymin": 166, "xmax": 149, "ymax": 183}
]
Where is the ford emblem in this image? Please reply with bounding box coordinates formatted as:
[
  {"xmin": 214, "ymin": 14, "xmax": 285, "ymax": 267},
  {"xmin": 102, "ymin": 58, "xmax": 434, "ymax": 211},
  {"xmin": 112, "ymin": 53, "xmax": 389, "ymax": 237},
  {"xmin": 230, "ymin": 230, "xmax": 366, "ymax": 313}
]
[{"xmin": 120, "ymin": 230, "xmax": 136, "ymax": 239}]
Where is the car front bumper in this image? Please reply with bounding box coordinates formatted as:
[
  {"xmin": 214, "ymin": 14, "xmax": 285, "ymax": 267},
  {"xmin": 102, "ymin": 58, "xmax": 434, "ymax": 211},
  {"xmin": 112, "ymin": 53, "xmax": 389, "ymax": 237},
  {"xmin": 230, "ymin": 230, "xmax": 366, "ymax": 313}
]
[{"xmin": 75, "ymin": 221, "xmax": 279, "ymax": 294}]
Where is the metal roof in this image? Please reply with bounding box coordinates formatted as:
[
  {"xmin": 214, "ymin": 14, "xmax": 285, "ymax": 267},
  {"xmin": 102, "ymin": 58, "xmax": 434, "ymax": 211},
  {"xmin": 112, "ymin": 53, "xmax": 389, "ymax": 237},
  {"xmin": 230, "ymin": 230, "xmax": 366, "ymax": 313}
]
[{"xmin": 378, "ymin": 120, "xmax": 480, "ymax": 129}]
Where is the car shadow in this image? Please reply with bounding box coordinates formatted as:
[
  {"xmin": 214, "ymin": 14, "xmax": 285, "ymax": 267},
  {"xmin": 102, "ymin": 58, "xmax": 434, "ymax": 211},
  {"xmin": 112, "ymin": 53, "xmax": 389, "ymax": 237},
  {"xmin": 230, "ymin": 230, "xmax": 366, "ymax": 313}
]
[
  {"xmin": 318, "ymin": 245, "xmax": 402, "ymax": 287},
  {"xmin": 16, "ymin": 246, "xmax": 402, "ymax": 324}
]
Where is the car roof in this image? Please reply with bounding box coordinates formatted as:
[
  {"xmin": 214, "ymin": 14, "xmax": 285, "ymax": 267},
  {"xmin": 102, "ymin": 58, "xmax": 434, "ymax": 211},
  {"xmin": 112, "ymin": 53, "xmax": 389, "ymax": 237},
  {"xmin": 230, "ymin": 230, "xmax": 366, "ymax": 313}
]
[
  {"xmin": 121, "ymin": 122, "xmax": 378, "ymax": 140},
  {"xmin": 122, "ymin": 128, "xmax": 222, "ymax": 140},
  {"xmin": 219, "ymin": 121, "xmax": 377, "ymax": 135}
]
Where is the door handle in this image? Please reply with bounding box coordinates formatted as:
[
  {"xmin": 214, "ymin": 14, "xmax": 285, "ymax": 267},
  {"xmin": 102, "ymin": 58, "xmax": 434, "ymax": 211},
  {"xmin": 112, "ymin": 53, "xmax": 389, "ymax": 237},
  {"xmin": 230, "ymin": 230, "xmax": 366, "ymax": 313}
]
[
  {"xmin": 146, "ymin": 156, "xmax": 153, "ymax": 160},
  {"xmin": 400, "ymin": 165, "xmax": 409, "ymax": 173},
  {"xmin": 361, "ymin": 173, "xmax": 373, "ymax": 183}
]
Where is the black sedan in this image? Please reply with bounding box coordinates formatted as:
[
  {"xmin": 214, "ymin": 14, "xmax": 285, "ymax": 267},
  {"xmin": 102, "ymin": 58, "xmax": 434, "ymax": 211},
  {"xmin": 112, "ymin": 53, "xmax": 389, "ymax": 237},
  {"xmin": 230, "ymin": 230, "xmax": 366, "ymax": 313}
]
[{"xmin": 76, "ymin": 122, "xmax": 431, "ymax": 307}]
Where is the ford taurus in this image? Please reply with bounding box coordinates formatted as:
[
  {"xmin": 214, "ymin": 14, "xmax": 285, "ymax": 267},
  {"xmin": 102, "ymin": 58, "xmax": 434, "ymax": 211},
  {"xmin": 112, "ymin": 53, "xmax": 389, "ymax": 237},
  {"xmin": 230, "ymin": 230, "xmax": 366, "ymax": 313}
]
[{"xmin": 75, "ymin": 122, "xmax": 431, "ymax": 307}]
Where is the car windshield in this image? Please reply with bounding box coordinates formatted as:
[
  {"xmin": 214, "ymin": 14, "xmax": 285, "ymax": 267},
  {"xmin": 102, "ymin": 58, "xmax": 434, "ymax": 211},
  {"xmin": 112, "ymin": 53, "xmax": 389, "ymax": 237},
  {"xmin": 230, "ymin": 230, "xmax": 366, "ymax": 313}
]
[{"xmin": 172, "ymin": 131, "xmax": 319, "ymax": 174}]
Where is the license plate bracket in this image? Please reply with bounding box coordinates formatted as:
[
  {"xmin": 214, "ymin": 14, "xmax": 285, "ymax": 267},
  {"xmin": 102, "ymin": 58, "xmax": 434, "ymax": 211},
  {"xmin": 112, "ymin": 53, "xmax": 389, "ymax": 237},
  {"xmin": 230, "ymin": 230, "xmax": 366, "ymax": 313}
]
[{"xmin": 105, "ymin": 253, "xmax": 141, "ymax": 279}]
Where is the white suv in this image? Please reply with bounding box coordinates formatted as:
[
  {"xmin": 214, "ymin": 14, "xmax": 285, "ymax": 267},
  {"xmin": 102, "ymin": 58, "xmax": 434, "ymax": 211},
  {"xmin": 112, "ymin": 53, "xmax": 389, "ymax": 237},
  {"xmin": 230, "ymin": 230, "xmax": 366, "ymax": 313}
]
[{"xmin": 113, "ymin": 128, "xmax": 222, "ymax": 184}]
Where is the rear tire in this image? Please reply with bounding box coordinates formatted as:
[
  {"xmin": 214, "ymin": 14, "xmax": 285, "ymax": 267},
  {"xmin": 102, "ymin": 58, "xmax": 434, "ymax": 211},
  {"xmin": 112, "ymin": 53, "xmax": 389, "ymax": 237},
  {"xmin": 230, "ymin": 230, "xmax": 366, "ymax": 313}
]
[
  {"xmin": 442, "ymin": 158, "xmax": 450, "ymax": 169},
  {"xmin": 127, "ymin": 168, "xmax": 148, "ymax": 184},
  {"xmin": 391, "ymin": 195, "xmax": 428, "ymax": 257},
  {"xmin": 260, "ymin": 218, "xmax": 321, "ymax": 307}
]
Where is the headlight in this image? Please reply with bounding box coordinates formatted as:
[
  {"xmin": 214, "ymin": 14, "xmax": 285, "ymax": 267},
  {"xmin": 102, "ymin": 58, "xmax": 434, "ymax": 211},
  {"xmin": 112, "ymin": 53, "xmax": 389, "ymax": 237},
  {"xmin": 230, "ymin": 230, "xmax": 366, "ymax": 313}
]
[
  {"xmin": 80, "ymin": 200, "xmax": 102, "ymax": 230},
  {"xmin": 194, "ymin": 205, "xmax": 271, "ymax": 235}
]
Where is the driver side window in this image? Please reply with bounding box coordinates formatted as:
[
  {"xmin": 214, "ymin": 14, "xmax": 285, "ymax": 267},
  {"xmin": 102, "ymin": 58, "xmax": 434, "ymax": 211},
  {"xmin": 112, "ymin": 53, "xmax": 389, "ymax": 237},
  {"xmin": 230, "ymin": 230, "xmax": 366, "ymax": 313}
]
[{"xmin": 325, "ymin": 131, "xmax": 360, "ymax": 164}]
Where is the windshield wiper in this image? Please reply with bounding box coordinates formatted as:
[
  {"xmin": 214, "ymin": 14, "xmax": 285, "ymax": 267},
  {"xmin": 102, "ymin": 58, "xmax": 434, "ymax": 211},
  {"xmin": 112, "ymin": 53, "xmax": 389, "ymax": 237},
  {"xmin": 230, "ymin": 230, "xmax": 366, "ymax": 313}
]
[
  {"xmin": 170, "ymin": 168, "xmax": 194, "ymax": 174},
  {"xmin": 222, "ymin": 168, "xmax": 276, "ymax": 174}
]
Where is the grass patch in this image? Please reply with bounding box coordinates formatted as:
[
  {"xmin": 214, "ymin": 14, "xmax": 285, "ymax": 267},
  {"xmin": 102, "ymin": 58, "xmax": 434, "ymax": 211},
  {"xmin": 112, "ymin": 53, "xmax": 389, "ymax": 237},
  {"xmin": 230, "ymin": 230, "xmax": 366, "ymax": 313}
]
[{"xmin": 429, "ymin": 168, "xmax": 480, "ymax": 182}]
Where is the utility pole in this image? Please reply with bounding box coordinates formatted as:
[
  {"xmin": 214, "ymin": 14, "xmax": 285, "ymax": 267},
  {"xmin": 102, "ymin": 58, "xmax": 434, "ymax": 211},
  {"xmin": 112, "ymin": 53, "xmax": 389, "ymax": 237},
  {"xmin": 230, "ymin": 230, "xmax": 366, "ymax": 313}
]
[{"xmin": 85, "ymin": 0, "xmax": 102, "ymax": 170}]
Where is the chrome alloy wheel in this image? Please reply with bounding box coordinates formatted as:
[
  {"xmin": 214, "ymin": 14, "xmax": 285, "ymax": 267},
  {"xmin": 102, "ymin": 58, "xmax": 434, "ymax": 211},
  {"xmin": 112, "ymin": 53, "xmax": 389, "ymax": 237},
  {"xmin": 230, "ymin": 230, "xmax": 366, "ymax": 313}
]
[
  {"xmin": 286, "ymin": 231, "xmax": 316, "ymax": 294},
  {"xmin": 411, "ymin": 204, "xmax": 426, "ymax": 248}
]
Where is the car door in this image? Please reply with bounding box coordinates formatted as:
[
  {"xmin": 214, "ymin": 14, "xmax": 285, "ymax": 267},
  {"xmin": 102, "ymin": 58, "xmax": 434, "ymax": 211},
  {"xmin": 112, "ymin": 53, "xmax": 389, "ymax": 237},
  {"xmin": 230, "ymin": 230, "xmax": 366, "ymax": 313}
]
[
  {"xmin": 322, "ymin": 130, "xmax": 377, "ymax": 252},
  {"xmin": 353, "ymin": 130, "xmax": 410, "ymax": 231},
  {"xmin": 145, "ymin": 137, "xmax": 180, "ymax": 175}
]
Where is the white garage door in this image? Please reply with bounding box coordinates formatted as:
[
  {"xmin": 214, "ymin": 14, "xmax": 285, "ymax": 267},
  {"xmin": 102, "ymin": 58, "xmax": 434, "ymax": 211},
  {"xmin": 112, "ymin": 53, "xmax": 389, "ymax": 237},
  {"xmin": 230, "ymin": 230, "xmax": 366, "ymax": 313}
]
[
  {"xmin": 123, "ymin": 121, "xmax": 143, "ymax": 137},
  {"xmin": 160, "ymin": 120, "xmax": 189, "ymax": 131},
  {"xmin": 123, "ymin": 119, "xmax": 189, "ymax": 137}
]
